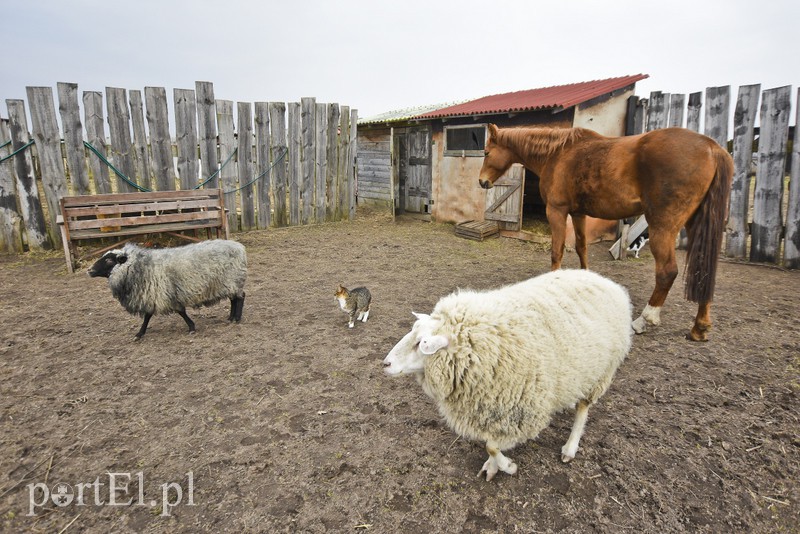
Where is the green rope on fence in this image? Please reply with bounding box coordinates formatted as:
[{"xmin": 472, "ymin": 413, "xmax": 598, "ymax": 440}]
[
  {"xmin": 84, "ymin": 141, "xmax": 288, "ymax": 196},
  {"xmin": 0, "ymin": 139, "xmax": 34, "ymax": 164},
  {"xmin": 195, "ymin": 147, "xmax": 238, "ymax": 189},
  {"xmin": 0, "ymin": 140, "xmax": 10, "ymax": 150}
]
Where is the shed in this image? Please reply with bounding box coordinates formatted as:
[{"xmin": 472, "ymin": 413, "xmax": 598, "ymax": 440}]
[{"xmin": 356, "ymin": 74, "xmax": 649, "ymax": 242}]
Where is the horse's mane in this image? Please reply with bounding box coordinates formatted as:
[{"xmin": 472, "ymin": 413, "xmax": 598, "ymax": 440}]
[{"xmin": 496, "ymin": 127, "xmax": 587, "ymax": 159}]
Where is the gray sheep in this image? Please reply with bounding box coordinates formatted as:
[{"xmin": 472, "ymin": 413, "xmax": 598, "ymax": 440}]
[
  {"xmin": 383, "ymin": 269, "xmax": 632, "ymax": 481},
  {"xmin": 88, "ymin": 240, "xmax": 247, "ymax": 339}
]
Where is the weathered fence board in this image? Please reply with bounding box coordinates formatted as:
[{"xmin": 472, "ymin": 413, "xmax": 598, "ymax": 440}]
[
  {"xmin": 196, "ymin": 81, "xmax": 219, "ymax": 189},
  {"xmin": 216, "ymin": 99, "xmax": 238, "ymax": 231},
  {"xmin": 237, "ymin": 101, "xmax": 256, "ymax": 231},
  {"xmin": 686, "ymin": 92, "xmax": 702, "ymax": 132},
  {"xmin": 786, "ymin": 88, "xmax": 800, "ymax": 268},
  {"xmin": 6, "ymin": 99, "xmax": 50, "ymax": 249},
  {"xmin": 27, "ymin": 87, "xmax": 69, "ymax": 246},
  {"xmin": 0, "ymin": 119, "xmax": 24, "ymax": 253},
  {"xmin": 106, "ymin": 87, "xmax": 136, "ymax": 193},
  {"xmin": 269, "ymin": 102, "xmax": 288, "ymax": 227},
  {"xmin": 750, "ymin": 86, "xmax": 792, "ymax": 263},
  {"xmin": 83, "ymin": 91, "xmax": 111, "ymax": 194},
  {"xmin": 301, "ymin": 97, "xmax": 316, "ymax": 225},
  {"xmin": 255, "ymin": 102, "xmax": 272, "ymax": 229},
  {"xmin": 668, "ymin": 94, "xmax": 685, "ymax": 128},
  {"xmin": 315, "ymin": 102, "xmax": 328, "ymax": 224},
  {"xmin": 703, "ymin": 86, "xmax": 730, "ymax": 146},
  {"xmin": 646, "ymin": 91, "xmax": 668, "ymax": 131},
  {"xmin": 349, "ymin": 109, "xmax": 358, "ymax": 219},
  {"xmin": 338, "ymin": 106, "xmax": 350, "ymax": 219},
  {"xmin": 130, "ymin": 90, "xmax": 153, "ymax": 192},
  {"xmin": 145, "ymin": 87, "xmax": 173, "ymax": 192},
  {"xmin": 288, "ymin": 102, "xmax": 301, "ymax": 226},
  {"xmin": 726, "ymin": 84, "xmax": 761, "ymax": 258},
  {"xmin": 326, "ymin": 103, "xmax": 340, "ymax": 221},
  {"xmin": 57, "ymin": 83, "xmax": 90, "ymax": 195},
  {"xmin": 175, "ymin": 88, "xmax": 199, "ymax": 190}
]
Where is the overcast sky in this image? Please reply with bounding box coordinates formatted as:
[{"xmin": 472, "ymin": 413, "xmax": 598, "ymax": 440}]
[{"xmin": 2, "ymin": 0, "xmax": 797, "ymax": 122}]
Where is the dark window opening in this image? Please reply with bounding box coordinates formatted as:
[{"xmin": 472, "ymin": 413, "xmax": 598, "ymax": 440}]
[{"xmin": 444, "ymin": 125, "xmax": 485, "ymax": 155}]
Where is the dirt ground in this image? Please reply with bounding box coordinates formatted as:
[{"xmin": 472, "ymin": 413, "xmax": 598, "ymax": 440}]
[{"xmin": 0, "ymin": 209, "xmax": 798, "ymax": 533}]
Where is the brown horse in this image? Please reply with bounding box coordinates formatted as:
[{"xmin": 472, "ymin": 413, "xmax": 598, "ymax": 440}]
[{"xmin": 478, "ymin": 124, "xmax": 733, "ymax": 341}]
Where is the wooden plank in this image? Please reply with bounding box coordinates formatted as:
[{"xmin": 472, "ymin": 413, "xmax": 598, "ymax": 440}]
[
  {"xmin": 106, "ymin": 87, "xmax": 137, "ymax": 192},
  {"xmin": 288, "ymin": 102, "xmax": 301, "ymax": 225},
  {"xmin": 301, "ymin": 97, "xmax": 315, "ymax": 225},
  {"xmin": 5, "ymin": 99, "xmax": 50, "ymax": 249},
  {"xmin": 67, "ymin": 210, "xmax": 222, "ymax": 231},
  {"xmin": 174, "ymin": 88, "xmax": 199, "ymax": 190},
  {"xmin": 667, "ymin": 94, "xmax": 685, "ymax": 128},
  {"xmin": 254, "ymin": 101, "xmax": 271, "ymax": 229},
  {"xmin": 725, "ymin": 84, "xmax": 760, "ymax": 259},
  {"xmin": 63, "ymin": 188, "xmax": 220, "ymax": 205},
  {"xmin": 646, "ymin": 91, "xmax": 669, "ymax": 131},
  {"xmin": 609, "ymin": 215, "xmax": 648, "ymax": 259},
  {"xmin": 83, "ymin": 91, "xmax": 112, "ymax": 194},
  {"xmin": 216, "ymin": 99, "xmax": 238, "ymax": 230},
  {"xmin": 704, "ymin": 86, "xmax": 731, "ymax": 146},
  {"xmin": 315, "ymin": 102, "xmax": 327, "ymax": 224},
  {"xmin": 750, "ymin": 85, "xmax": 792, "ymax": 263},
  {"xmin": 337, "ymin": 106, "xmax": 350, "ymax": 220},
  {"xmin": 129, "ymin": 90, "xmax": 153, "ymax": 191},
  {"xmin": 195, "ymin": 81, "xmax": 219, "ymax": 189},
  {"xmin": 325, "ymin": 103, "xmax": 340, "ymax": 221},
  {"xmin": 145, "ymin": 87, "xmax": 173, "ymax": 191},
  {"xmin": 484, "ymin": 164, "xmax": 523, "ymax": 230},
  {"xmin": 785, "ymin": 87, "xmax": 800, "ymax": 269},
  {"xmin": 269, "ymin": 102, "xmax": 288, "ymax": 227},
  {"xmin": 65, "ymin": 199, "xmax": 223, "ymax": 217},
  {"xmin": 631, "ymin": 98, "xmax": 647, "ymax": 135},
  {"xmin": 237, "ymin": 101, "xmax": 256, "ymax": 231},
  {"xmin": 349, "ymin": 108, "xmax": 358, "ymax": 220},
  {"xmin": 0, "ymin": 118, "xmax": 24, "ymax": 252},
  {"xmin": 27, "ymin": 86, "xmax": 69, "ymax": 246},
  {"xmin": 57, "ymin": 82, "xmax": 90, "ymax": 195},
  {"xmin": 686, "ymin": 92, "xmax": 702, "ymax": 132},
  {"xmin": 69, "ymin": 219, "xmax": 223, "ymax": 240}
]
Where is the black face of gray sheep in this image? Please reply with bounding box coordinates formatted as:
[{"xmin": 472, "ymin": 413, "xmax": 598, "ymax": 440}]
[{"xmin": 88, "ymin": 250, "xmax": 127, "ymax": 278}]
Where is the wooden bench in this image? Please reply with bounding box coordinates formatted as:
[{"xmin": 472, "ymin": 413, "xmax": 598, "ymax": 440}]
[{"xmin": 57, "ymin": 188, "xmax": 229, "ymax": 273}]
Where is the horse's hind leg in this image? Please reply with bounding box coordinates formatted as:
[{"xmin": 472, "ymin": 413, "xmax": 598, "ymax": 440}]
[
  {"xmin": 546, "ymin": 205, "xmax": 569, "ymax": 270},
  {"xmin": 688, "ymin": 301, "xmax": 712, "ymax": 342},
  {"xmin": 632, "ymin": 228, "xmax": 678, "ymax": 334},
  {"xmin": 571, "ymin": 213, "xmax": 589, "ymax": 269}
]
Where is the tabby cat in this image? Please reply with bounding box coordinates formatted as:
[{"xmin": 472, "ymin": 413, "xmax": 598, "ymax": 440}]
[{"xmin": 335, "ymin": 285, "xmax": 372, "ymax": 328}]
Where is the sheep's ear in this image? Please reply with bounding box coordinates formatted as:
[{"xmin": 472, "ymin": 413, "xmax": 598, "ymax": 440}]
[
  {"xmin": 419, "ymin": 334, "xmax": 449, "ymax": 355},
  {"xmin": 412, "ymin": 312, "xmax": 430, "ymax": 322},
  {"xmin": 117, "ymin": 254, "xmax": 128, "ymax": 265}
]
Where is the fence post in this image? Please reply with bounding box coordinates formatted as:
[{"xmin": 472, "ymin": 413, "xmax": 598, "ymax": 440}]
[
  {"xmin": 130, "ymin": 90, "xmax": 154, "ymax": 191},
  {"xmin": 785, "ymin": 87, "xmax": 800, "ymax": 269},
  {"xmin": 646, "ymin": 91, "xmax": 669, "ymax": 131},
  {"xmin": 255, "ymin": 101, "xmax": 272, "ymax": 229},
  {"xmin": 315, "ymin": 102, "xmax": 328, "ymax": 224},
  {"xmin": 288, "ymin": 102, "xmax": 301, "ymax": 226},
  {"xmin": 703, "ymin": 86, "xmax": 730, "ymax": 146},
  {"xmin": 57, "ymin": 82, "xmax": 90, "ymax": 195},
  {"xmin": 269, "ymin": 102, "xmax": 288, "ymax": 227},
  {"xmin": 145, "ymin": 87, "xmax": 172, "ymax": 191},
  {"xmin": 668, "ymin": 94, "xmax": 685, "ymax": 128},
  {"xmin": 301, "ymin": 97, "xmax": 316, "ymax": 225},
  {"xmin": 27, "ymin": 87, "xmax": 69, "ymax": 246},
  {"xmin": 175, "ymin": 88, "xmax": 199, "ymax": 190},
  {"xmin": 196, "ymin": 82, "xmax": 219, "ymax": 189},
  {"xmin": 0, "ymin": 118, "xmax": 24, "ymax": 253},
  {"xmin": 726, "ymin": 84, "xmax": 760, "ymax": 259},
  {"xmin": 106, "ymin": 87, "xmax": 137, "ymax": 192},
  {"xmin": 237, "ymin": 101, "xmax": 256, "ymax": 231},
  {"xmin": 5, "ymin": 99, "xmax": 50, "ymax": 249},
  {"xmin": 750, "ymin": 86, "xmax": 792, "ymax": 264},
  {"xmin": 349, "ymin": 109, "xmax": 358, "ymax": 220},
  {"xmin": 83, "ymin": 91, "xmax": 112, "ymax": 194},
  {"xmin": 325, "ymin": 103, "xmax": 340, "ymax": 221},
  {"xmin": 686, "ymin": 92, "xmax": 702, "ymax": 132},
  {"xmin": 337, "ymin": 106, "xmax": 350, "ymax": 220},
  {"xmin": 216, "ymin": 99, "xmax": 238, "ymax": 231}
]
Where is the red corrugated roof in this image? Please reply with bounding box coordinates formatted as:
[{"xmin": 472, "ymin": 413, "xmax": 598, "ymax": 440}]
[{"xmin": 415, "ymin": 74, "xmax": 649, "ymax": 119}]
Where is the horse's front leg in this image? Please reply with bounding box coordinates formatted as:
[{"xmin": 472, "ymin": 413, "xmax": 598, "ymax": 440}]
[
  {"xmin": 546, "ymin": 204, "xmax": 569, "ymax": 270},
  {"xmin": 571, "ymin": 213, "xmax": 588, "ymax": 269},
  {"xmin": 632, "ymin": 228, "xmax": 678, "ymax": 334}
]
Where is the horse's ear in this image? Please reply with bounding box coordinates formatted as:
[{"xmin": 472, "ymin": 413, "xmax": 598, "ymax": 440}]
[{"xmin": 487, "ymin": 123, "xmax": 499, "ymax": 140}]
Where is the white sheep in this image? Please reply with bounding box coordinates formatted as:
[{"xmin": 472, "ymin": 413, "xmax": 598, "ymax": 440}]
[
  {"xmin": 88, "ymin": 240, "xmax": 247, "ymax": 339},
  {"xmin": 383, "ymin": 269, "xmax": 632, "ymax": 481}
]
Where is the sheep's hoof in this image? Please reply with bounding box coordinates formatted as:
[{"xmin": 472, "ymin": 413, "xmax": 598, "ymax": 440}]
[{"xmin": 561, "ymin": 453, "xmax": 575, "ymax": 463}]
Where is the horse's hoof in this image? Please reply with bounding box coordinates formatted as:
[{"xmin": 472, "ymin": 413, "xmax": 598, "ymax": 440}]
[
  {"xmin": 686, "ymin": 331, "xmax": 709, "ymax": 342},
  {"xmin": 631, "ymin": 317, "xmax": 647, "ymax": 334}
]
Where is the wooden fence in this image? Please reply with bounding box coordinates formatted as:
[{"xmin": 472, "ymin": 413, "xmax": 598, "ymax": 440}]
[
  {"xmin": 0, "ymin": 81, "xmax": 358, "ymax": 254},
  {"xmin": 629, "ymin": 84, "xmax": 799, "ymax": 269}
]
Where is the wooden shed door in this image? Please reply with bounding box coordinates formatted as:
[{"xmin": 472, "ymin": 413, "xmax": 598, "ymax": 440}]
[
  {"xmin": 394, "ymin": 126, "xmax": 432, "ymax": 214},
  {"xmin": 484, "ymin": 164, "xmax": 524, "ymax": 231}
]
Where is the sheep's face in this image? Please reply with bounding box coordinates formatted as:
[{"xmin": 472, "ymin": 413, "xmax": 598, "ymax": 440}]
[
  {"xmin": 383, "ymin": 312, "xmax": 450, "ymax": 376},
  {"xmin": 88, "ymin": 249, "xmax": 128, "ymax": 278}
]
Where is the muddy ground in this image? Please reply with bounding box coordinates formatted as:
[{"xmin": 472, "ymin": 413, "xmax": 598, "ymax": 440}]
[{"xmin": 0, "ymin": 210, "xmax": 798, "ymax": 533}]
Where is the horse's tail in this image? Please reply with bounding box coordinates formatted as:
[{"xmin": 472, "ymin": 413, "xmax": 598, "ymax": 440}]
[{"xmin": 684, "ymin": 147, "xmax": 734, "ymax": 303}]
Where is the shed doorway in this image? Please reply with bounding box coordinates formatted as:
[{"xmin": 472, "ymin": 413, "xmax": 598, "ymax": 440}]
[{"xmin": 393, "ymin": 126, "xmax": 432, "ymax": 215}]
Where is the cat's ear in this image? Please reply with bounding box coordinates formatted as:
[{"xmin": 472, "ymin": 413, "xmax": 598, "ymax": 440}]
[
  {"xmin": 419, "ymin": 334, "xmax": 449, "ymax": 355},
  {"xmin": 412, "ymin": 312, "xmax": 430, "ymax": 322}
]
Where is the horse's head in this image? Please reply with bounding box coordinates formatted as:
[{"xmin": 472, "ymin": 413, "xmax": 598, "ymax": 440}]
[{"xmin": 478, "ymin": 124, "xmax": 515, "ymax": 189}]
